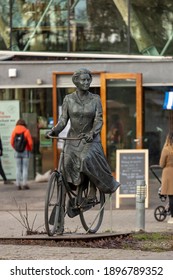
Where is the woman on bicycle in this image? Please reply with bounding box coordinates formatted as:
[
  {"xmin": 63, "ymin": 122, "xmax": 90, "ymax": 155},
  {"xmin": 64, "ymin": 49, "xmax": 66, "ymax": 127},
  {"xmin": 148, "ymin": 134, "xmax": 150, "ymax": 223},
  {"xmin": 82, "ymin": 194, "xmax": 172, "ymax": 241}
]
[{"xmin": 46, "ymin": 68, "xmax": 120, "ymax": 198}]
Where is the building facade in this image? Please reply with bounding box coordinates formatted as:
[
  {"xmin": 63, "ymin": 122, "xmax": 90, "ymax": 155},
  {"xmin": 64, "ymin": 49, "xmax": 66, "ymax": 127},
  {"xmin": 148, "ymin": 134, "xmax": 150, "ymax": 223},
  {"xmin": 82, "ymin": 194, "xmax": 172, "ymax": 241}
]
[
  {"xmin": 0, "ymin": 1, "xmax": 173, "ymax": 179},
  {"xmin": 2, "ymin": 0, "xmax": 173, "ymax": 56}
]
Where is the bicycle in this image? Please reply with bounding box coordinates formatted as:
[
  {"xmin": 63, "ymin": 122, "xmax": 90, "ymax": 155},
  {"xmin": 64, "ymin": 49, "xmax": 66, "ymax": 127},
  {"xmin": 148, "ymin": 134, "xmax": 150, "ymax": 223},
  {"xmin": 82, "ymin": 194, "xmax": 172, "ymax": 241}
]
[{"xmin": 44, "ymin": 136, "xmax": 107, "ymax": 236}]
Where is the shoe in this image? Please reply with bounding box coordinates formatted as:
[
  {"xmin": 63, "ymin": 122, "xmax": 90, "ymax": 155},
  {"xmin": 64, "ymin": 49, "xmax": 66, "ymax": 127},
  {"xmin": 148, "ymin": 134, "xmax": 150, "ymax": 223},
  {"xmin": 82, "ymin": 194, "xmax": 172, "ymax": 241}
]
[
  {"xmin": 87, "ymin": 184, "xmax": 97, "ymax": 200},
  {"xmin": 167, "ymin": 217, "xmax": 173, "ymax": 224},
  {"xmin": 110, "ymin": 181, "xmax": 121, "ymax": 193},
  {"xmin": 23, "ymin": 185, "xmax": 30, "ymax": 190},
  {"xmin": 4, "ymin": 180, "xmax": 13, "ymax": 185},
  {"xmin": 17, "ymin": 186, "xmax": 22, "ymax": 190},
  {"xmin": 114, "ymin": 182, "xmax": 121, "ymax": 191},
  {"xmin": 67, "ymin": 198, "xmax": 80, "ymax": 218}
]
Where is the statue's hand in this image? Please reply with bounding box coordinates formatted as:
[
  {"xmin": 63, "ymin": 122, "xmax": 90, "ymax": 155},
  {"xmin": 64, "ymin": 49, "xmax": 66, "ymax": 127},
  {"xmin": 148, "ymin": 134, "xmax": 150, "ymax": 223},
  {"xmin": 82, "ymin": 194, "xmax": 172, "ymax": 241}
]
[
  {"xmin": 45, "ymin": 130, "xmax": 55, "ymax": 139},
  {"xmin": 79, "ymin": 132, "xmax": 93, "ymax": 143}
]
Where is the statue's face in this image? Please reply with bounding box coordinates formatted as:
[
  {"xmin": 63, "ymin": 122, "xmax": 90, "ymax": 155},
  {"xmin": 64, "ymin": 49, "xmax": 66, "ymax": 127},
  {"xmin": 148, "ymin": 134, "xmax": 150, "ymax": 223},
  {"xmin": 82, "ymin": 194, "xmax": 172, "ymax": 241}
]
[{"xmin": 76, "ymin": 73, "xmax": 91, "ymax": 91}]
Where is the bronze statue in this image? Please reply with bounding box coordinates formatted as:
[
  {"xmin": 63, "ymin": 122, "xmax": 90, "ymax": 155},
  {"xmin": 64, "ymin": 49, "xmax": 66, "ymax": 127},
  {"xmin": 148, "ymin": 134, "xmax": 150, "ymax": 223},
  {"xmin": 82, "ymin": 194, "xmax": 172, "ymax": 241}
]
[{"xmin": 47, "ymin": 68, "xmax": 120, "ymax": 197}]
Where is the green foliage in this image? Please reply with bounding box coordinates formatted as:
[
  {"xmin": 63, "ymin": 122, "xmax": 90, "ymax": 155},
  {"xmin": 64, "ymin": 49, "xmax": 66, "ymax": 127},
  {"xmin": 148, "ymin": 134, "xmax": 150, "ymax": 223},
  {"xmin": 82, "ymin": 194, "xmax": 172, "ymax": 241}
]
[{"xmin": 133, "ymin": 232, "xmax": 172, "ymax": 241}]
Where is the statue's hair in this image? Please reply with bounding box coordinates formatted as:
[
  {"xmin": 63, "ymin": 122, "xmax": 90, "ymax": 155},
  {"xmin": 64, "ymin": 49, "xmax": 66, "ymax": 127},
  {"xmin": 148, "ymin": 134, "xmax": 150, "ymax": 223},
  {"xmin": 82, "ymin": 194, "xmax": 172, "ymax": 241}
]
[{"xmin": 72, "ymin": 68, "xmax": 92, "ymax": 85}]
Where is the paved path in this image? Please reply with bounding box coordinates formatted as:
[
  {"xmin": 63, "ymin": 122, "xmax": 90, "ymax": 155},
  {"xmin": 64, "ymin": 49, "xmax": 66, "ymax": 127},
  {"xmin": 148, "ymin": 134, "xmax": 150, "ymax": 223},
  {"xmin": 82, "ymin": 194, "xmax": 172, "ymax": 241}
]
[
  {"xmin": 1, "ymin": 244, "xmax": 173, "ymax": 260},
  {"xmin": 0, "ymin": 180, "xmax": 173, "ymax": 260}
]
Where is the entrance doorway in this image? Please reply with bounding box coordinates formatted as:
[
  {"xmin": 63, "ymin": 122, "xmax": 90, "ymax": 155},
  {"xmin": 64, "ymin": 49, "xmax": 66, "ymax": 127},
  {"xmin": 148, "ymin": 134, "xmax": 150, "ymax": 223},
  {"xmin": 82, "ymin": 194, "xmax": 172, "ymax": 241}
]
[{"xmin": 100, "ymin": 73, "xmax": 143, "ymax": 172}]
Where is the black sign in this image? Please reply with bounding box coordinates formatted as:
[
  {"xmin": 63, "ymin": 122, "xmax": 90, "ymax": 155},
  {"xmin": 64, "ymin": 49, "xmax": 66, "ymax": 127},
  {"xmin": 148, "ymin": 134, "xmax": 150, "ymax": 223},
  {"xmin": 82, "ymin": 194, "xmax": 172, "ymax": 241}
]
[{"xmin": 119, "ymin": 152, "xmax": 146, "ymax": 194}]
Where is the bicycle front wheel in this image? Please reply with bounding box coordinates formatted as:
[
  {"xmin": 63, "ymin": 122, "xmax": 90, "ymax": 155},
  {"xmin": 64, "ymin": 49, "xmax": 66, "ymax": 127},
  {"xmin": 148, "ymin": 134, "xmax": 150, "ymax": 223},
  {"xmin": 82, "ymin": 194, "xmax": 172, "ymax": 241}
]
[
  {"xmin": 45, "ymin": 171, "xmax": 64, "ymax": 236},
  {"xmin": 79, "ymin": 183, "xmax": 105, "ymax": 233}
]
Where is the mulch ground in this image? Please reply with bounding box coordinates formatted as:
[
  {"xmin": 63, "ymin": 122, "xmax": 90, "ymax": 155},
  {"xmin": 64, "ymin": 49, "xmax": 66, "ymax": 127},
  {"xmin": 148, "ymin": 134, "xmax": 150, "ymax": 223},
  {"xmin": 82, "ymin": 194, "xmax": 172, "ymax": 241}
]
[{"xmin": 0, "ymin": 232, "xmax": 173, "ymax": 252}]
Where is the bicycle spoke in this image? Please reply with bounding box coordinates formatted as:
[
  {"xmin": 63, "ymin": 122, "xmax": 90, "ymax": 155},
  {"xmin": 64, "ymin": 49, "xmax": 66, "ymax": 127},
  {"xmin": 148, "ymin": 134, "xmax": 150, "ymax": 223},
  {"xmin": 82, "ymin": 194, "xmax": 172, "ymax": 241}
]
[
  {"xmin": 154, "ymin": 205, "xmax": 167, "ymax": 222},
  {"xmin": 79, "ymin": 183, "xmax": 105, "ymax": 233},
  {"xmin": 85, "ymin": 194, "xmax": 109, "ymax": 233}
]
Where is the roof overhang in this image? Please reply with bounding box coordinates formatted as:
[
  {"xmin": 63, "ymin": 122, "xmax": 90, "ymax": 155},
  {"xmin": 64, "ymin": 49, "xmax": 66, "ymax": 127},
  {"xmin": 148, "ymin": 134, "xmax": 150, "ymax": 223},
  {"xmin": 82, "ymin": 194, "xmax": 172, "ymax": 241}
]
[{"xmin": 0, "ymin": 50, "xmax": 172, "ymax": 61}]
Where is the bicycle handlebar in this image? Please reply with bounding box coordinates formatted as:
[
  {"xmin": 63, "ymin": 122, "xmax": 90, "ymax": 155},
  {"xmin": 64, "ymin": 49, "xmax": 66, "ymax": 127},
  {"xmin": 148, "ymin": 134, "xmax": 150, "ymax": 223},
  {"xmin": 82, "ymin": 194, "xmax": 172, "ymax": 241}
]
[
  {"xmin": 48, "ymin": 135, "xmax": 82, "ymax": 140},
  {"xmin": 149, "ymin": 165, "xmax": 162, "ymax": 170}
]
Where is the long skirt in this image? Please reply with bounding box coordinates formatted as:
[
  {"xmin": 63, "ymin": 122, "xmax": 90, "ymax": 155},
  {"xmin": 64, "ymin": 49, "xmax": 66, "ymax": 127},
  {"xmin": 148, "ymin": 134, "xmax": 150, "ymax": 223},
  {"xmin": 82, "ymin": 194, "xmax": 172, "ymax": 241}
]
[{"xmin": 62, "ymin": 140, "xmax": 120, "ymax": 194}]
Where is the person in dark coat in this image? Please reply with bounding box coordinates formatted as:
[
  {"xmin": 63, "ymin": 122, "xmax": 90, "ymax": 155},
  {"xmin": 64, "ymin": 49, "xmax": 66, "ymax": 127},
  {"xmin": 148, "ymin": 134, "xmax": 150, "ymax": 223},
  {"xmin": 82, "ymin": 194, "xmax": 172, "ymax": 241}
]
[
  {"xmin": 47, "ymin": 68, "xmax": 120, "ymax": 197},
  {"xmin": 0, "ymin": 135, "xmax": 11, "ymax": 184},
  {"xmin": 160, "ymin": 131, "xmax": 173, "ymax": 223}
]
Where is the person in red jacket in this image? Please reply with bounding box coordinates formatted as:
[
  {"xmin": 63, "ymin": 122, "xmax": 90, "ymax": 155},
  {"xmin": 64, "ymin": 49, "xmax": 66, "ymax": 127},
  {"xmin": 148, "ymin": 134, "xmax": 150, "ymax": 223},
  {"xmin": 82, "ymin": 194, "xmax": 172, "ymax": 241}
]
[{"xmin": 10, "ymin": 119, "xmax": 33, "ymax": 190}]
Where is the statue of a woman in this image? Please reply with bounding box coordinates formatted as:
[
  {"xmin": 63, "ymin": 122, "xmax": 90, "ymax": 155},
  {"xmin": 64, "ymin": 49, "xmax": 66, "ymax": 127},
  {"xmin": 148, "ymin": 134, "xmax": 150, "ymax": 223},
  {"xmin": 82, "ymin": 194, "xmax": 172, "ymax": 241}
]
[{"xmin": 47, "ymin": 68, "xmax": 120, "ymax": 197}]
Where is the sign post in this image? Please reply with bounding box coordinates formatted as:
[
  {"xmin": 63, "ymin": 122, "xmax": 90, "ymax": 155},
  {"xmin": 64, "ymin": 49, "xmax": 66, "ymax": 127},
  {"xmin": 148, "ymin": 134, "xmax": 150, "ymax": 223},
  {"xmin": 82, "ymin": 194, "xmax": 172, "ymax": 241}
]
[{"xmin": 116, "ymin": 149, "xmax": 149, "ymax": 208}]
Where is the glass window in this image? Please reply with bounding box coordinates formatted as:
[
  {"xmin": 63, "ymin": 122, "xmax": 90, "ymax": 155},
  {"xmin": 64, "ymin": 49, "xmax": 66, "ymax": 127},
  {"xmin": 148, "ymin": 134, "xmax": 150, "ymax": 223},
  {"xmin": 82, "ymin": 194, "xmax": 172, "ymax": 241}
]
[
  {"xmin": 11, "ymin": 0, "xmax": 69, "ymax": 52},
  {"xmin": 106, "ymin": 79, "xmax": 136, "ymax": 171},
  {"xmin": 0, "ymin": 87, "xmax": 53, "ymax": 177},
  {"xmin": 144, "ymin": 87, "xmax": 170, "ymax": 165},
  {"xmin": 0, "ymin": 2, "xmax": 10, "ymax": 50},
  {"xmin": 1, "ymin": 0, "xmax": 173, "ymax": 55},
  {"xmin": 74, "ymin": 0, "xmax": 128, "ymax": 53},
  {"xmin": 130, "ymin": 2, "xmax": 173, "ymax": 56},
  {"xmin": 0, "ymin": 0, "xmax": 133, "ymax": 53}
]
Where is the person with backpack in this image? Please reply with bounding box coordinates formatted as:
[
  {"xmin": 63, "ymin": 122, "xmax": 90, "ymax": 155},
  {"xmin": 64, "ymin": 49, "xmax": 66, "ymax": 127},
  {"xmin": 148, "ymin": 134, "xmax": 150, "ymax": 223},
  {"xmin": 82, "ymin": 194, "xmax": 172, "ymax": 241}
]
[{"xmin": 10, "ymin": 119, "xmax": 33, "ymax": 190}]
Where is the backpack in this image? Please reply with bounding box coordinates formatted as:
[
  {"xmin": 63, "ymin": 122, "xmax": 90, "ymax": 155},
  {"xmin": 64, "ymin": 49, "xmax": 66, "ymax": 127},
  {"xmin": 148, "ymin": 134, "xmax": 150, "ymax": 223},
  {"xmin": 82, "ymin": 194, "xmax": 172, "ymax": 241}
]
[{"xmin": 14, "ymin": 132, "xmax": 27, "ymax": 152}]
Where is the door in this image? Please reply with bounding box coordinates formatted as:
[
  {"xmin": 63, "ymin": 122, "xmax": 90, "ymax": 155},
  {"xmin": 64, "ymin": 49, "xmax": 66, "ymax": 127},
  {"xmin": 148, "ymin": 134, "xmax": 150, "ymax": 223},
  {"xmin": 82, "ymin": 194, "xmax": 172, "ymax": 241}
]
[{"xmin": 100, "ymin": 73, "xmax": 143, "ymax": 172}]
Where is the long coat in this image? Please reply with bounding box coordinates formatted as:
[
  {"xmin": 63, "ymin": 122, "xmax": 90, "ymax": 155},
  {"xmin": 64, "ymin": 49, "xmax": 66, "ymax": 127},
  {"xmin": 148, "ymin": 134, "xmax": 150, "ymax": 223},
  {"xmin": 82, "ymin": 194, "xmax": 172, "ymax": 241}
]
[
  {"xmin": 159, "ymin": 145, "xmax": 173, "ymax": 195},
  {"xmin": 53, "ymin": 91, "xmax": 119, "ymax": 194}
]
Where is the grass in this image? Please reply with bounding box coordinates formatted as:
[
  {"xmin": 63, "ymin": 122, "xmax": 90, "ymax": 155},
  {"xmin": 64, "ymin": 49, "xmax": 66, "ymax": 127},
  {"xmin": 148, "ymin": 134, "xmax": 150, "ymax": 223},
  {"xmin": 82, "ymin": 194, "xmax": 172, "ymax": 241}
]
[
  {"xmin": 129, "ymin": 232, "xmax": 173, "ymax": 252},
  {"xmin": 132, "ymin": 232, "xmax": 173, "ymax": 241}
]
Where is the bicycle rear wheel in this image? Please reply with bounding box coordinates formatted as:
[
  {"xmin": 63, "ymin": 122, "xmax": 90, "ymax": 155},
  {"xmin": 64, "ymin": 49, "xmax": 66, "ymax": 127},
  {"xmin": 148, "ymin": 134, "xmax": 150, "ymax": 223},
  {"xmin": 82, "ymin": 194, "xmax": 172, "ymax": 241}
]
[
  {"xmin": 45, "ymin": 171, "xmax": 65, "ymax": 236},
  {"xmin": 79, "ymin": 183, "xmax": 105, "ymax": 233}
]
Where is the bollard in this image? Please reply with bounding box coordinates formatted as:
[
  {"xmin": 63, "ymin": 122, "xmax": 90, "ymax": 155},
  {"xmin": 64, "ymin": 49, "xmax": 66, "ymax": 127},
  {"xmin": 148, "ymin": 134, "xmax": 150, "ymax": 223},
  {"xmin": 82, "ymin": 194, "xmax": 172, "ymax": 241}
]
[{"xmin": 136, "ymin": 179, "xmax": 146, "ymax": 231}]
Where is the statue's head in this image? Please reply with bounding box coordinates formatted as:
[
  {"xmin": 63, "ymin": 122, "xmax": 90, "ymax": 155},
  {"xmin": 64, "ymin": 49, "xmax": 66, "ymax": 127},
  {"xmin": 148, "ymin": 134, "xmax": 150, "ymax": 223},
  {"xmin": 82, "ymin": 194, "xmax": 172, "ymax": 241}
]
[{"xmin": 72, "ymin": 68, "xmax": 92, "ymax": 86}]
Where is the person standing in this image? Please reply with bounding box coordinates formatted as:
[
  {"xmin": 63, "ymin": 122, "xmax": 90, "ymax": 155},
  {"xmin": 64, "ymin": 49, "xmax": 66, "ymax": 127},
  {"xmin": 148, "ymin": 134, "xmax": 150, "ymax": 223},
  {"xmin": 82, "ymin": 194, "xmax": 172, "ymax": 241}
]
[
  {"xmin": 159, "ymin": 131, "xmax": 173, "ymax": 223},
  {"xmin": 0, "ymin": 135, "xmax": 11, "ymax": 184},
  {"xmin": 10, "ymin": 119, "xmax": 33, "ymax": 190}
]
